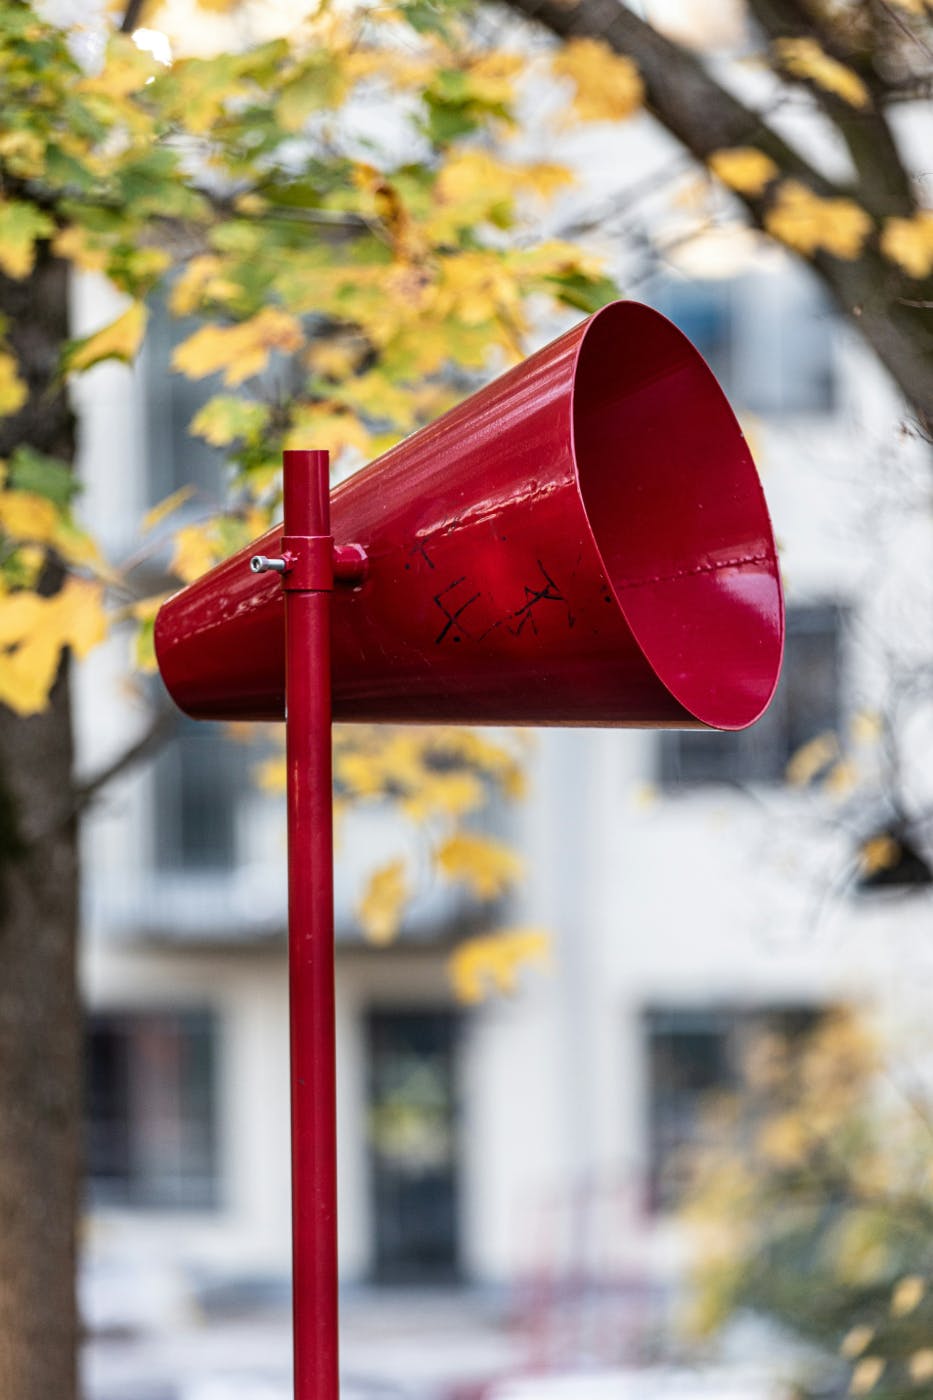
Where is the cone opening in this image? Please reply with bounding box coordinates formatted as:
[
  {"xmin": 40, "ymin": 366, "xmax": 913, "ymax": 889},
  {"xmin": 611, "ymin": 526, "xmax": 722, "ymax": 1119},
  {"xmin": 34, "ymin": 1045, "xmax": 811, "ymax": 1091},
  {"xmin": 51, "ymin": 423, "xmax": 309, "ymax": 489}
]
[{"xmin": 571, "ymin": 300, "xmax": 784, "ymax": 731}]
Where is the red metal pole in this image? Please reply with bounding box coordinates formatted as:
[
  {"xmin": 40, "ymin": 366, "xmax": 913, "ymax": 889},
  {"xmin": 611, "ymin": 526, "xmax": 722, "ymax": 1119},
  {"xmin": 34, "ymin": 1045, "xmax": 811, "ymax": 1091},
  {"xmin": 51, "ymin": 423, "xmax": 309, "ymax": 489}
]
[{"xmin": 282, "ymin": 448, "xmax": 339, "ymax": 1400}]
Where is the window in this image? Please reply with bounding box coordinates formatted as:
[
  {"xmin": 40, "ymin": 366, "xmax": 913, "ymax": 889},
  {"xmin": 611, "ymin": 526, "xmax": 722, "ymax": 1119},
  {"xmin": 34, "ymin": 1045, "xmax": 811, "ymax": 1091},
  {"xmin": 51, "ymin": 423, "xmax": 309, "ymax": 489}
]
[
  {"xmin": 367, "ymin": 1009, "xmax": 460, "ymax": 1283},
  {"xmin": 645, "ymin": 1005, "xmax": 821, "ymax": 1210},
  {"xmin": 652, "ymin": 271, "xmax": 836, "ymax": 416},
  {"xmin": 660, "ymin": 603, "xmax": 845, "ymax": 786},
  {"xmin": 153, "ymin": 718, "xmax": 244, "ymax": 873},
  {"xmin": 86, "ymin": 1009, "xmax": 218, "ymax": 1209}
]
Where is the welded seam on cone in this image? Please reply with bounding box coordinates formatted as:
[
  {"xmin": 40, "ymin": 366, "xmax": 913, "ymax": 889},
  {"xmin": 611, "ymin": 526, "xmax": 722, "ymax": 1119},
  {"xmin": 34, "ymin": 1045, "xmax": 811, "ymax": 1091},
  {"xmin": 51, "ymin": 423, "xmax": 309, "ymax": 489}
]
[{"xmin": 614, "ymin": 551, "xmax": 774, "ymax": 593}]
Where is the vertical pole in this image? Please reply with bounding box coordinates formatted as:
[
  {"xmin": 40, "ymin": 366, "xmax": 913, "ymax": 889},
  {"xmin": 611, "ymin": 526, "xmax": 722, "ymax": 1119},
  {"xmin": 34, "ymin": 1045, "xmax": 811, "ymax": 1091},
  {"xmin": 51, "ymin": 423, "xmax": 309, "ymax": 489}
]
[{"xmin": 282, "ymin": 448, "xmax": 339, "ymax": 1400}]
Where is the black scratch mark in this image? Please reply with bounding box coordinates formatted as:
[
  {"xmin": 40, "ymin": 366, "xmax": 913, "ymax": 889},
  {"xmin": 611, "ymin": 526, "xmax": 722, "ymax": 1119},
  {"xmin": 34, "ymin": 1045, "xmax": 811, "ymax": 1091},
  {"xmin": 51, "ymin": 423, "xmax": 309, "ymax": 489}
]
[
  {"xmin": 507, "ymin": 560, "xmax": 574, "ymax": 636},
  {"xmin": 411, "ymin": 540, "xmax": 436, "ymax": 570},
  {"xmin": 434, "ymin": 577, "xmax": 481, "ymax": 645}
]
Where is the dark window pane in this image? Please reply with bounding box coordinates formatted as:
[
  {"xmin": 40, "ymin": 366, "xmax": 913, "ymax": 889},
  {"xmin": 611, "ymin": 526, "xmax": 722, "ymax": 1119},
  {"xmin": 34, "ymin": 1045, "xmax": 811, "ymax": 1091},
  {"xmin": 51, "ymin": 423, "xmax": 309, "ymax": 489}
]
[
  {"xmin": 85, "ymin": 1010, "xmax": 219, "ymax": 1210},
  {"xmin": 645, "ymin": 1005, "xmax": 823, "ymax": 1210},
  {"xmin": 367, "ymin": 1009, "xmax": 460, "ymax": 1283},
  {"xmin": 653, "ymin": 272, "xmax": 835, "ymax": 416},
  {"xmin": 154, "ymin": 718, "xmax": 242, "ymax": 872}
]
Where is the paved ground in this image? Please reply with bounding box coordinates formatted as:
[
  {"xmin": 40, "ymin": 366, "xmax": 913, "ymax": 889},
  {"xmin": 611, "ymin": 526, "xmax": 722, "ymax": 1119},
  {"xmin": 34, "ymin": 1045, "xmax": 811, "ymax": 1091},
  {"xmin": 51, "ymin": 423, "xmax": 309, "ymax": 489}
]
[{"xmin": 83, "ymin": 1289, "xmax": 522, "ymax": 1400}]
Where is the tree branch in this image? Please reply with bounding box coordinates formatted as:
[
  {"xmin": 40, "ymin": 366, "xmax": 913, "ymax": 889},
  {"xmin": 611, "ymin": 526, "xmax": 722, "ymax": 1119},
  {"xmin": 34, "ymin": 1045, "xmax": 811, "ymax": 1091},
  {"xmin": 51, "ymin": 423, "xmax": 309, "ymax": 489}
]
[
  {"xmin": 72, "ymin": 704, "xmax": 175, "ymax": 814},
  {"xmin": 499, "ymin": 0, "xmax": 933, "ymax": 436},
  {"xmin": 747, "ymin": 0, "xmax": 917, "ymax": 219},
  {"xmin": 120, "ymin": 0, "xmax": 149, "ymax": 35},
  {"xmin": 504, "ymin": 0, "xmax": 837, "ymax": 188}
]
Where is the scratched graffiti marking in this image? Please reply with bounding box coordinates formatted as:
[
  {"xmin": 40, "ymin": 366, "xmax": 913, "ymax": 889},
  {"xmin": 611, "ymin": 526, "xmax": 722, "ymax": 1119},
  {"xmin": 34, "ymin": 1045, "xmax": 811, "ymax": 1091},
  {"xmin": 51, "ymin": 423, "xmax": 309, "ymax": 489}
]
[
  {"xmin": 434, "ymin": 577, "xmax": 481, "ymax": 645},
  {"xmin": 411, "ymin": 540, "xmax": 436, "ymax": 570},
  {"xmin": 507, "ymin": 560, "xmax": 574, "ymax": 636}
]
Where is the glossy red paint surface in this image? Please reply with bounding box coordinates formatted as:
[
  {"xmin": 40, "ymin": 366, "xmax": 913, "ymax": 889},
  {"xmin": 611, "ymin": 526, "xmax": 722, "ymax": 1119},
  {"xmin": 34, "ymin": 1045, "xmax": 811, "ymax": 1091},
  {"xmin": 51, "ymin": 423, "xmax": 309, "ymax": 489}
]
[
  {"xmin": 155, "ymin": 301, "xmax": 784, "ymax": 730},
  {"xmin": 281, "ymin": 451, "xmax": 339, "ymax": 1400}
]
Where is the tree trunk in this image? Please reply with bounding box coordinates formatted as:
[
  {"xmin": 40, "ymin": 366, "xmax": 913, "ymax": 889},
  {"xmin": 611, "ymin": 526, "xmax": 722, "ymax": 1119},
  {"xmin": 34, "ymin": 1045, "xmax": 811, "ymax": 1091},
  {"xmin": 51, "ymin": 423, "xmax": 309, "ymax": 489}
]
[{"xmin": 0, "ymin": 253, "xmax": 81, "ymax": 1400}]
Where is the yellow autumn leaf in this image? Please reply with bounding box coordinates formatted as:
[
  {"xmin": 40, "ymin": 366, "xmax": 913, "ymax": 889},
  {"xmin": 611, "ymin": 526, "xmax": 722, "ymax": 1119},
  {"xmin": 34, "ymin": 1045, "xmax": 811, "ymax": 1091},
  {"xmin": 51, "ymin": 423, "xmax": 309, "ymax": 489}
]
[
  {"xmin": 401, "ymin": 771, "xmax": 486, "ymax": 822},
  {"xmin": 851, "ymin": 710, "xmax": 882, "ymax": 745},
  {"xmin": 462, "ymin": 50, "xmax": 524, "ymax": 106},
  {"xmin": 785, "ymin": 730, "xmax": 838, "ymax": 785},
  {"xmin": 190, "ymin": 396, "xmax": 268, "ymax": 446},
  {"xmin": 850, "ymin": 1357, "xmax": 884, "ymax": 1395},
  {"xmin": 172, "ymin": 309, "xmax": 304, "ymax": 387},
  {"xmin": 283, "ymin": 404, "xmax": 372, "ymax": 462},
  {"xmin": 841, "ymin": 1325, "xmax": 875, "ymax": 1359},
  {"xmin": 356, "ymin": 859, "xmax": 410, "ymax": 946},
  {"xmin": 142, "ymin": 485, "xmax": 196, "ymax": 534},
  {"xmin": 0, "ymin": 352, "xmax": 27, "ymax": 417},
  {"xmin": 170, "ymin": 523, "xmax": 218, "ymax": 582},
  {"xmin": 306, "ymin": 338, "xmax": 366, "ymax": 381},
  {"xmin": 859, "ymin": 834, "xmax": 900, "ymax": 875},
  {"xmin": 0, "ymin": 590, "xmax": 43, "ymax": 647},
  {"xmin": 775, "ymin": 37, "xmax": 870, "ymax": 109},
  {"xmin": 823, "ymin": 759, "xmax": 858, "ymax": 796},
  {"xmin": 169, "ymin": 255, "xmax": 226, "ymax": 316},
  {"xmin": 436, "ymin": 831, "xmax": 523, "ymax": 899},
  {"xmin": 52, "ymin": 226, "xmax": 109, "ymax": 273},
  {"xmin": 334, "ymin": 748, "xmax": 387, "ymax": 798},
  {"xmin": 0, "ymin": 490, "xmax": 60, "ymax": 543},
  {"xmin": 708, "ymin": 147, "xmax": 780, "ymax": 196},
  {"xmin": 0, "ymin": 200, "xmax": 54, "ymax": 280},
  {"xmin": 0, "ymin": 578, "xmax": 107, "ymax": 715},
  {"xmin": 756, "ymin": 1113, "xmax": 809, "ymax": 1167},
  {"xmin": 77, "ymin": 34, "xmax": 158, "ymax": 98},
  {"xmin": 551, "ymin": 39, "xmax": 643, "ymax": 123},
  {"xmin": 0, "ymin": 129, "xmax": 45, "ymax": 180},
  {"xmin": 909, "ymin": 1350, "xmax": 933, "ymax": 1383},
  {"xmin": 65, "ymin": 303, "xmax": 148, "ymax": 375},
  {"xmin": 54, "ymin": 577, "xmax": 108, "ymax": 659},
  {"xmin": 880, "ymin": 211, "xmax": 933, "ymax": 279},
  {"xmin": 449, "ymin": 928, "xmax": 550, "ymax": 1004},
  {"xmin": 765, "ymin": 181, "xmax": 872, "ymax": 259},
  {"xmin": 127, "ymin": 593, "xmax": 171, "ymax": 623},
  {"xmin": 892, "ymin": 1275, "xmax": 925, "ymax": 1316}
]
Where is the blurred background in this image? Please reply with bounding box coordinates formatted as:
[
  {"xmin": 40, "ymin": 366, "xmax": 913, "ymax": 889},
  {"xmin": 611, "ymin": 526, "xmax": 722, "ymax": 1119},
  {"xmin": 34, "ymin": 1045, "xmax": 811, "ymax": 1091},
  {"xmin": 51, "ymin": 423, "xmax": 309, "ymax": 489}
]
[{"xmin": 11, "ymin": 0, "xmax": 931, "ymax": 1397}]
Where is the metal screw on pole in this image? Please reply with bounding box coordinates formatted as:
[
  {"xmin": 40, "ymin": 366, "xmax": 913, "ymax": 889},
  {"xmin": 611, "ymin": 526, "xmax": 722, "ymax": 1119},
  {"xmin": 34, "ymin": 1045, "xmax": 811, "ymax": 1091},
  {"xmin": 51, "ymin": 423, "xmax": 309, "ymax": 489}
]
[{"xmin": 250, "ymin": 554, "xmax": 287, "ymax": 574}]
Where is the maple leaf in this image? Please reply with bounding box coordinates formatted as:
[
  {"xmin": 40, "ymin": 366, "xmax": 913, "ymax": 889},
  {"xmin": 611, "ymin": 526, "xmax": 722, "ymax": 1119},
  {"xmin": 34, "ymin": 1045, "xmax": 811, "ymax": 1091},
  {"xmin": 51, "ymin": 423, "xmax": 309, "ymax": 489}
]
[
  {"xmin": 849, "ymin": 1357, "xmax": 884, "ymax": 1395},
  {"xmin": 63, "ymin": 303, "xmax": 148, "ymax": 375},
  {"xmin": 190, "ymin": 397, "xmax": 269, "ymax": 447},
  {"xmin": 0, "ymin": 200, "xmax": 55, "ymax": 280},
  {"xmin": 0, "ymin": 353, "xmax": 27, "ymax": 417},
  {"xmin": 436, "ymin": 832, "xmax": 523, "ymax": 899},
  {"xmin": 551, "ymin": 39, "xmax": 643, "ymax": 124},
  {"xmin": 765, "ymin": 181, "xmax": 872, "ymax": 259},
  {"xmin": 708, "ymin": 147, "xmax": 780, "ymax": 196},
  {"xmin": 880, "ymin": 211, "xmax": 933, "ymax": 278},
  {"xmin": 172, "ymin": 310, "xmax": 304, "ymax": 388},
  {"xmin": 775, "ymin": 37, "xmax": 870, "ymax": 109},
  {"xmin": 448, "ymin": 928, "xmax": 550, "ymax": 1004},
  {"xmin": 356, "ymin": 859, "xmax": 410, "ymax": 945},
  {"xmin": 170, "ymin": 523, "xmax": 220, "ymax": 583},
  {"xmin": 0, "ymin": 579, "xmax": 107, "ymax": 716}
]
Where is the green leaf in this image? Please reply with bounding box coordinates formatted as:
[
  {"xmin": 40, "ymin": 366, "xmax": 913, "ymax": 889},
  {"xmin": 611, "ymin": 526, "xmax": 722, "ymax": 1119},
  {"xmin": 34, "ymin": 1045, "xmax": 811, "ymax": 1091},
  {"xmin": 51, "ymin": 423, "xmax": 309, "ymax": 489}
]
[
  {"xmin": 0, "ymin": 199, "xmax": 54, "ymax": 279},
  {"xmin": 190, "ymin": 396, "xmax": 269, "ymax": 447},
  {"xmin": 7, "ymin": 447, "xmax": 79, "ymax": 509},
  {"xmin": 547, "ymin": 270, "xmax": 619, "ymax": 315}
]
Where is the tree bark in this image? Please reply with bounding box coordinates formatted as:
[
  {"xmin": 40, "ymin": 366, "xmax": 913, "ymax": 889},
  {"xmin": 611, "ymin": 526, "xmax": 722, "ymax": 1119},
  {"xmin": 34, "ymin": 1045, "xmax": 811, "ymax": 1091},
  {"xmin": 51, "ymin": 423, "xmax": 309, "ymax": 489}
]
[
  {"xmin": 0, "ymin": 253, "xmax": 81, "ymax": 1400},
  {"xmin": 502, "ymin": 0, "xmax": 933, "ymax": 435}
]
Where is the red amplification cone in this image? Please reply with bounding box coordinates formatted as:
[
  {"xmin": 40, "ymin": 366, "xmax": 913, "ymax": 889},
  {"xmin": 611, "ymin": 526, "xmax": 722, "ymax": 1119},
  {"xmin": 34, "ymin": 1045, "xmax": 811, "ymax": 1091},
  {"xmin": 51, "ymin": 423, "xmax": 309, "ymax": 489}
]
[{"xmin": 155, "ymin": 300, "xmax": 783, "ymax": 729}]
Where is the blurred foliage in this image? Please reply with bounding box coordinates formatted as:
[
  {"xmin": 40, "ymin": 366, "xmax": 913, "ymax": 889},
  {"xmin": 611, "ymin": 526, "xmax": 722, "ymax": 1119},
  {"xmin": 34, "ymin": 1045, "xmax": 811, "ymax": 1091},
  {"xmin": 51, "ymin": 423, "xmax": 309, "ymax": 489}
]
[
  {"xmin": 0, "ymin": 0, "xmax": 637, "ymax": 994},
  {"xmin": 684, "ymin": 1011, "xmax": 933, "ymax": 1397}
]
